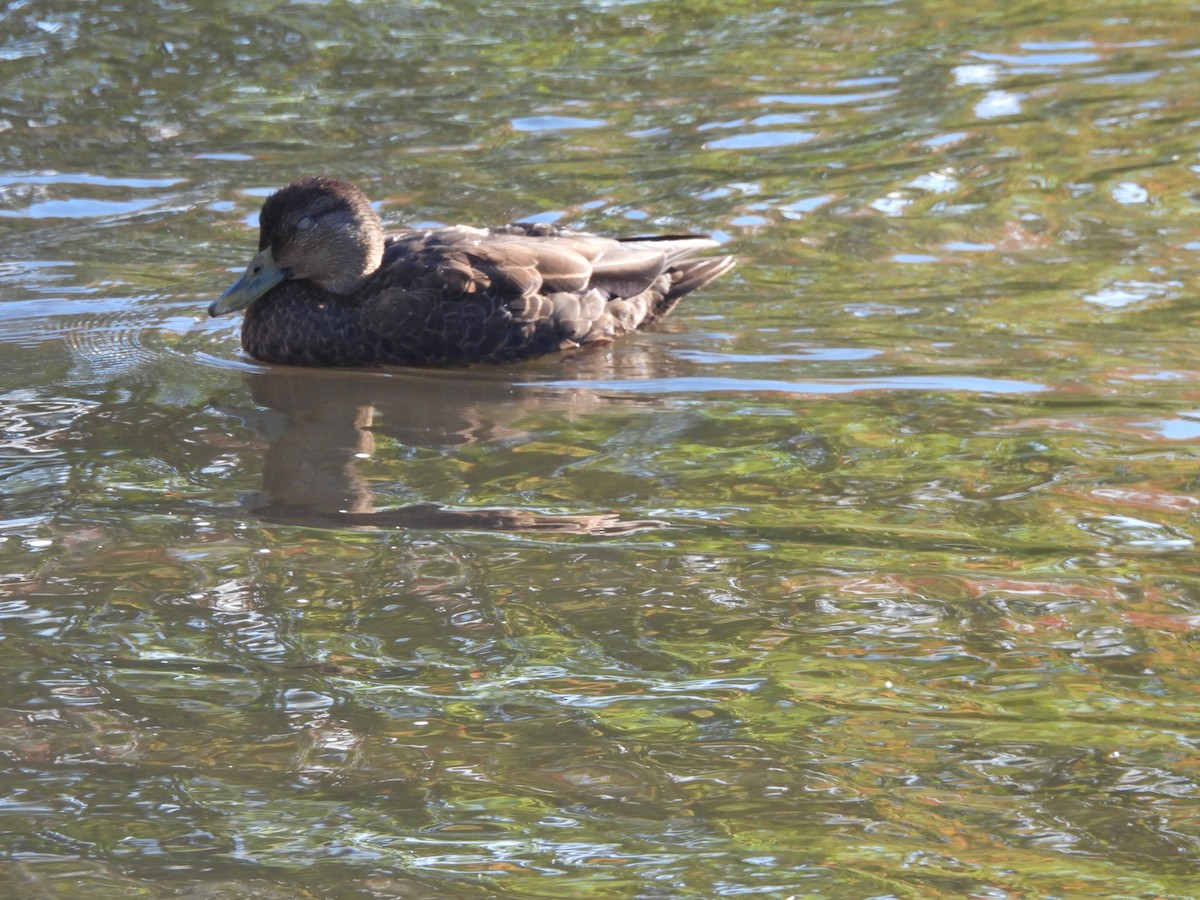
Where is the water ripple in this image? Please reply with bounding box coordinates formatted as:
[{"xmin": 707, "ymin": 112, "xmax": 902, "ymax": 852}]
[{"xmin": 529, "ymin": 375, "xmax": 1048, "ymax": 396}]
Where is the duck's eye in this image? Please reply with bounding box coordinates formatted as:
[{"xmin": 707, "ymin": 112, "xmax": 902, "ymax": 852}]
[{"xmin": 296, "ymin": 216, "xmax": 315, "ymax": 232}]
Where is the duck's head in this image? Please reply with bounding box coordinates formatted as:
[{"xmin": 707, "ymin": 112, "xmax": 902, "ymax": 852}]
[{"xmin": 209, "ymin": 177, "xmax": 385, "ymax": 316}]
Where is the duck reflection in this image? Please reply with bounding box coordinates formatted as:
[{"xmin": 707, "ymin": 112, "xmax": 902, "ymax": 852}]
[{"xmin": 228, "ymin": 351, "xmax": 683, "ymax": 534}]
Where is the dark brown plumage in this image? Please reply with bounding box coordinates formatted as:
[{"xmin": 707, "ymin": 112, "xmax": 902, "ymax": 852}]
[{"xmin": 209, "ymin": 177, "xmax": 735, "ymax": 367}]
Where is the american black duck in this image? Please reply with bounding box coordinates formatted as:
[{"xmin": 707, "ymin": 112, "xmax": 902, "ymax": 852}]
[{"xmin": 209, "ymin": 177, "xmax": 735, "ymax": 367}]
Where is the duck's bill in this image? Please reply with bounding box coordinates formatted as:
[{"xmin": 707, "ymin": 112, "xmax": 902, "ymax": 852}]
[{"xmin": 209, "ymin": 248, "xmax": 287, "ymax": 316}]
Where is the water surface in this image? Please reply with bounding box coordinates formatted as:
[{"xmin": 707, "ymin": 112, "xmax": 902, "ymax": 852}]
[{"xmin": 1, "ymin": 0, "xmax": 1199, "ymax": 896}]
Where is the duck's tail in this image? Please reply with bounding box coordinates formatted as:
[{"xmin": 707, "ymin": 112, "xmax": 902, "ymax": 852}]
[
  {"xmin": 653, "ymin": 252, "xmax": 736, "ymax": 321},
  {"xmin": 607, "ymin": 234, "xmax": 735, "ymax": 324}
]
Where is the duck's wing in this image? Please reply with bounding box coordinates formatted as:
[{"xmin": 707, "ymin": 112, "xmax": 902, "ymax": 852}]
[
  {"xmin": 379, "ymin": 225, "xmax": 672, "ymax": 296},
  {"xmin": 365, "ymin": 225, "xmax": 732, "ymax": 364}
]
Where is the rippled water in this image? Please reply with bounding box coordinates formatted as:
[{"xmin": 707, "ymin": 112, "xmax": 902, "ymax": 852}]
[{"xmin": 2, "ymin": 1, "xmax": 1199, "ymax": 896}]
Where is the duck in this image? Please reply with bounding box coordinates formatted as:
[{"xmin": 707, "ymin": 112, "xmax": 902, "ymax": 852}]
[{"xmin": 209, "ymin": 176, "xmax": 735, "ymax": 367}]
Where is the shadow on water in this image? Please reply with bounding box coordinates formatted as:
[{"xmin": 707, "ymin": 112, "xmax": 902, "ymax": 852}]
[{"xmin": 220, "ymin": 363, "xmax": 668, "ymax": 535}]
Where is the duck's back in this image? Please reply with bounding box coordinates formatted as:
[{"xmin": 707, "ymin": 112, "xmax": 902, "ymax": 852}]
[{"xmin": 242, "ymin": 222, "xmax": 734, "ymax": 367}]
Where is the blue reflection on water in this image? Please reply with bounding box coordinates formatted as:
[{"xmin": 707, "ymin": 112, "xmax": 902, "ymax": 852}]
[{"xmin": 529, "ymin": 375, "xmax": 1047, "ymax": 395}]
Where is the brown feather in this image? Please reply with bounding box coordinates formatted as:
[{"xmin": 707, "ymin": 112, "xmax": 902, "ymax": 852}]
[{"xmin": 213, "ymin": 178, "xmax": 736, "ymax": 367}]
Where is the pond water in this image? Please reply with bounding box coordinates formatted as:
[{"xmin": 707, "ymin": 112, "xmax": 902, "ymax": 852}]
[{"xmin": 2, "ymin": 0, "xmax": 1199, "ymax": 896}]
